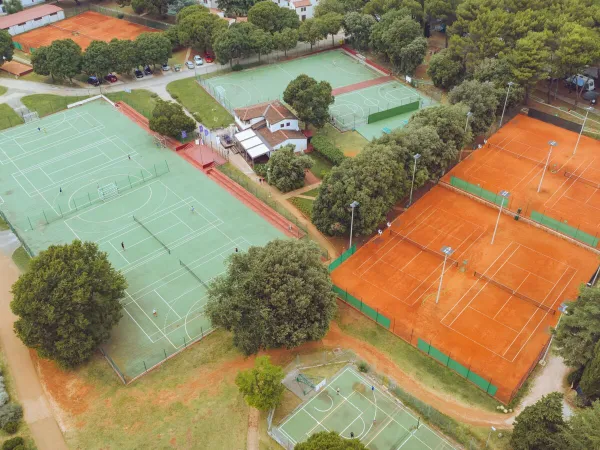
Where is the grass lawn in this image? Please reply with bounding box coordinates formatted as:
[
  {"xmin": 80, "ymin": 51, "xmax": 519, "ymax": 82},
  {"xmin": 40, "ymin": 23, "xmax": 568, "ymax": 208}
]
[
  {"xmin": 289, "ymin": 197, "xmax": 313, "ymax": 219},
  {"xmin": 302, "ymin": 187, "xmax": 320, "ymax": 198},
  {"xmin": 306, "ymin": 152, "xmax": 333, "ymax": 179},
  {"xmin": 11, "ymin": 247, "xmax": 31, "ymax": 272},
  {"xmin": 314, "ymin": 123, "xmax": 368, "ymax": 157},
  {"xmin": 0, "ymin": 104, "xmax": 23, "ymax": 130},
  {"xmin": 0, "ymin": 85, "xmax": 7, "ymax": 96},
  {"xmin": 336, "ymin": 302, "xmax": 502, "ymax": 413},
  {"xmin": 166, "ymin": 78, "xmax": 233, "ymax": 129},
  {"xmin": 106, "ymin": 90, "xmax": 159, "ymax": 119},
  {"xmin": 21, "ymin": 94, "xmax": 90, "ymax": 117},
  {"xmin": 169, "ymin": 48, "xmax": 188, "ymax": 66}
]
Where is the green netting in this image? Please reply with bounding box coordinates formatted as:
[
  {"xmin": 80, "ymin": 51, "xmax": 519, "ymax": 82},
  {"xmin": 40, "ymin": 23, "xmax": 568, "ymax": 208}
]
[
  {"xmin": 467, "ymin": 371, "xmax": 498, "ymax": 395},
  {"xmin": 430, "ymin": 346, "xmax": 450, "ymax": 365},
  {"xmin": 450, "ymin": 176, "xmax": 509, "ymax": 207},
  {"xmin": 417, "ymin": 338, "xmax": 430, "ymax": 353},
  {"xmin": 332, "ymin": 284, "xmax": 390, "ymax": 328},
  {"xmin": 345, "ymin": 291, "xmax": 363, "ymax": 311},
  {"xmin": 448, "ymin": 358, "xmax": 470, "ymax": 378},
  {"xmin": 376, "ymin": 313, "xmax": 391, "ymax": 328},
  {"xmin": 13, "ymin": 41, "xmax": 22, "ymax": 50},
  {"xmin": 367, "ymin": 100, "xmax": 420, "ymax": 124},
  {"xmin": 531, "ymin": 210, "xmax": 598, "ymax": 247},
  {"xmin": 328, "ymin": 244, "xmax": 356, "ymax": 271}
]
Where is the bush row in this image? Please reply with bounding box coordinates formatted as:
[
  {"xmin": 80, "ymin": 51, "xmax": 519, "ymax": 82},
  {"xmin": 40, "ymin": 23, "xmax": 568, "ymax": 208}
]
[
  {"xmin": 311, "ymin": 136, "xmax": 345, "ymax": 166},
  {"xmin": 0, "ymin": 369, "xmax": 23, "ymax": 435}
]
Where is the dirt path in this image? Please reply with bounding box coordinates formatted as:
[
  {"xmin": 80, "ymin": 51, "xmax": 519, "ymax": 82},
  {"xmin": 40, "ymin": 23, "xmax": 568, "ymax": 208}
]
[
  {"xmin": 246, "ymin": 407, "xmax": 259, "ymax": 450},
  {"xmin": 0, "ymin": 253, "xmax": 68, "ymax": 450}
]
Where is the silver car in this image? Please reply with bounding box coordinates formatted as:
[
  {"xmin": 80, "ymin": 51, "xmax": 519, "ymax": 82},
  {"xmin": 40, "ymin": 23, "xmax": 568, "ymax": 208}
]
[
  {"xmin": 194, "ymin": 55, "xmax": 203, "ymax": 66},
  {"xmin": 185, "ymin": 60, "xmax": 195, "ymax": 69}
]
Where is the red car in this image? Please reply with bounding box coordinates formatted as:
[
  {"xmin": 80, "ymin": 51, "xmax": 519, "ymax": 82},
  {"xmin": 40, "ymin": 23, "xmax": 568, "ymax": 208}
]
[
  {"xmin": 104, "ymin": 74, "xmax": 118, "ymax": 83},
  {"xmin": 203, "ymin": 51, "xmax": 215, "ymax": 63}
]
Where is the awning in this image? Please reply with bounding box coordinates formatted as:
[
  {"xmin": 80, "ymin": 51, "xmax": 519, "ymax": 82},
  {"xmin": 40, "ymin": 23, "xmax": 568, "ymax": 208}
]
[
  {"xmin": 241, "ymin": 136, "xmax": 263, "ymax": 150},
  {"xmin": 234, "ymin": 129, "xmax": 256, "ymax": 142},
  {"xmin": 247, "ymin": 144, "xmax": 270, "ymax": 159}
]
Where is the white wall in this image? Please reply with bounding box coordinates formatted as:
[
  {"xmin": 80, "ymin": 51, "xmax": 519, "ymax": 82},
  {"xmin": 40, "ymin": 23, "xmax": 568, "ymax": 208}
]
[
  {"xmin": 296, "ymin": 4, "xmax": 314, "ymax": 20},
  {"xmin": 198, "ymin": 0, "xmax": 220, "ymax": 9},
  {"xmin": 267, "ymin": 118, "xmax": 299, "ymax": 133},
  {"xmin": 235, "ymin": 115, "xmax": 264, "ymax": 130},
  {"xmin": 274, "ymin": 138, "xmax": 307, "ymax": 152},
  {"xmin": 8, "ymin": 10, "xmax": 64, "ymax": 36}
]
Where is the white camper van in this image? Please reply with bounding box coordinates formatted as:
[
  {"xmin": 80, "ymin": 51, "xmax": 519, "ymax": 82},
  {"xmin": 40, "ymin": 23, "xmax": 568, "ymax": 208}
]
[{"xmin": 565, "ymin": 74, "xmax": 596, "ymax": 92}]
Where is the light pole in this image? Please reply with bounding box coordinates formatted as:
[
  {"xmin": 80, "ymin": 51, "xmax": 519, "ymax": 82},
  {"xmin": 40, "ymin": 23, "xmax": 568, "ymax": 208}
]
[
  {"xmin": 491, "ymin": 190, "xmax": 510, "ymax": 244},
  {"xmin": 485, "ymin": 427, "xmax": 497, "ymax": 448},
  {"xmin": 408, "ymin": 153, "xmax": 421, "ymax": 206},
  {"xmin": 537, "ymin": 140, "xmax": 557, "ymax": 193},
  {"xmin": 435, "ymin": 246, "xmax": 454, "ymax": 304},
  {"xmin": 499, "ymin": 81, "xmax": 514, "ymax": 128},
  {"xmin": 464, "ymin": 111, "xmax": 472, "ymax": 133},
  {"xmin": 573, "ymin": 106, "xmax": 593, "ymax": 155},
  {"xmin": 349, "ymin": 201, "xmax": 359, "ymax": 249}
]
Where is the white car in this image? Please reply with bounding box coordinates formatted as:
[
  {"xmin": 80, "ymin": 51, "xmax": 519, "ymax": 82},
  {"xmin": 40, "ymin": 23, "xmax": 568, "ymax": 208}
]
[
  {"xmin": 194, "ymin": 55, "xmax": 203, "ymax": 66},
  {"xmin": 185, "ymin": 61, "xmax": 195, "ymax": 69}
]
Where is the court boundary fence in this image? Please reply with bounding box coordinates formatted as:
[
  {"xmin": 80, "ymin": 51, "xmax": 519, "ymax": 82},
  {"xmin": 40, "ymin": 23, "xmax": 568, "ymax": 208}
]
[
  {"xmin": 367, "ymin": 99, "xmax": 420, "ymax": 124},
  {"xmin": 328, "ymin": 244, "xmax": 355, "ymax": 271},
  {"xmin": 0, "ymin": 209, "xmax": 34, "ymax": 257}
]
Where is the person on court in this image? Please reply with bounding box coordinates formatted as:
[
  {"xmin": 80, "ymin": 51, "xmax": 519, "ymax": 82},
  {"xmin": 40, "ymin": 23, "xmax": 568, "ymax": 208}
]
[
  {"xmin": 121, "ymin": 242, "xmax": 125, "ymax": 251},
  {"xmin": 59, "ymin": 187, "xmax": 62, "ymax": 194},
  {"xmin": 350, "ymin": 432, "xmax": 354, "ymax": 438},
  {"xmin": 190, "ymin": 205, "xmax": 195, "ymax": 213},
  {"xmin": 153, "ymin": 309, "xmax": 157, "ymax": 317},
  {"xmin": 336, "ymin": 387, "xmax": 340, "ymax": 395}
]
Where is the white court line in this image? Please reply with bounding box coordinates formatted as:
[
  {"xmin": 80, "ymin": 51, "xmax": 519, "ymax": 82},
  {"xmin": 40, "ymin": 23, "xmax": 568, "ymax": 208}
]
[
  {"xmin": 110, "ymin": 241, "xmax": 129, "ymax": 265},
  {"xmin": 155, "ymin": 290, "xmax": 182, "ymax": 319},
  {"xmin": 125, "ymin": 290, "xmax": 177, "ymax": 349},
  {"xmin": 64, "ymin": 221, "xmax": 82, "ymax": 240}
]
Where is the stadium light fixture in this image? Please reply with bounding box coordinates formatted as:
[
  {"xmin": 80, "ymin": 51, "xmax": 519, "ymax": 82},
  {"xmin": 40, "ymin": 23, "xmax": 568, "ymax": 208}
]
[
  {"xmin": 349, "ymin": 201, "xmax": 359, "ymax": 249},
  {"xmin": 435, "ymin": 246, "xmax": 454, "ymax": 304},
  {"xmin": 537, "ymin": 141, "xmax": 557, "ymax": 193},
  {"xmin": 491, "ymin": 190, "xmax": 510, "ymax": 244},
  {"xmin": 408, "ymin": 153, "xmax": 421, "ymax": 207},
  {"xmin": 573, "ymin": 106, "xmax": 593, "ymax": 155},
  {"xmin": 499, "ymin": 81, "xmax": 514, "ymax": 128},
  {"xmin": 464, "ymin": 111, "xmax": 473, "ymax": 133}
]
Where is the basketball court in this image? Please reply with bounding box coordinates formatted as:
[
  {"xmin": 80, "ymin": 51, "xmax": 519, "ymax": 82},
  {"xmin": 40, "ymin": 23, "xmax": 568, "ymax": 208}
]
[{"xmin": 0, "ymin": 98, "xmax": 283, "ymax": 380}]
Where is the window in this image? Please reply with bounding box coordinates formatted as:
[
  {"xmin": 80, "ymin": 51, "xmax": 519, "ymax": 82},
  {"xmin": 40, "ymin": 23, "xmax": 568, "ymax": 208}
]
[
  {"xmin": 280, "ymin": 124, "xmax": 284, "ymax": 128},
  {"xmin": 286, "ymin": 122, "xmax": 290, "ymax": 126},
  {"xmin": 300, "ymin": 6, "xmax": 306, "ymax": 11}
]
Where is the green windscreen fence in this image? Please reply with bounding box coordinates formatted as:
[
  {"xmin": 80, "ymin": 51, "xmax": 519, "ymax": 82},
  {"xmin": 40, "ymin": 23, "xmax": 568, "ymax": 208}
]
[
  {"xmin": 417, "ymin": 338, "xmax": 498, "ymax": 396},
  {"xmin": 332, "ymin": 284, "xmax": 391, "ymax": 329},
  {"xmin": 531, "ymin": 210, "xmax": 598, "ymax": 247},
  {"xmin": 450, "ymin": 176, "xmax": 509, "ymax": 208},
  {"xmin": 328, "ymin": 244, "xmax": 356, "ymax": 272},
  {"xmin": 367, "ymin": 100, "xmax": 420, "ymax": 124}
]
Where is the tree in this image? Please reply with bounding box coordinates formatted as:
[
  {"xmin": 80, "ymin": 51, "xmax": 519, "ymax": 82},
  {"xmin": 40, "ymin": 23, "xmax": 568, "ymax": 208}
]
[
  {"xmin": 235, "ymin": 356, "xmax": 285, "ymax": 410},
  {"xmin": 395, "ymin": 36, "xmax": 427, "ymax": 75},
  {"xmin": 10, "ymin": 241, "xmax": 126, "ymax": 368},
  {"xmin": 149, "ymin": 99, "xmax": 196, "ymax": 139},
  {"xmin": 299, "ymin": 18, "xmax": 326, "ymax": 50},
  {"xmin": 250, "ymin": 27, "xmax": 274, "ymax": 62},
  {"xmin": 314, "ymin": 0, "xmax": 345, "ymax": 17},
  {"xmin": 371, "ymin": 14, "xmax": 426, "ymax": 73},
  {"xmin": 580, "ymin": 340, "xmax": 600, "ymax": 401},
  {"xmin": 212, "ymin": 22, "xmax": 257, "ymax": 67},
  {"xmin": 205, "ymin": 239, "xmax": 337, "ymax": 355},
  {"xmin": 108, "ymin": 39, "xmax": 138, "ymax": 75},
  {"xmin": 3, "ymin": 0, "xmax": 23, "ymax": 14},
  {"xmin": 424, "ymin": 0, "xmax": 460, "ymax": 47},
  {"xmin": 248, "ymin": 1, "xmax": 299, "ymax": 32},
  {"xmin": 176, "ymin": 4, "xmax": 209, "ymax": 22},
  {"xmin": 0, "ymin": 30, "xmax": 14, "ymax": 67},
  {"xmin": 135, "ymin": 32, "xmax": 172, "ymax": 68},
  {"xmin": 317, "ymin": 13, "xmax": 343, "ymax": 47},
  {"xmin": 554, "ymin": 286, "xmax": 600, "ymax": 370},
  {"xmin": 370, "ymin": 10, "xmax": 412, "ymax": 55},
  {"xmin": 473, "ymin": 58, "xmax": 524, "ymax": 113},
  {"xmin": 215, "ymin": 0, "xmax": 259, "ymax": 16},
  {"xmin": 283, "ymin": 75, "xmax": 334, "ymax": 129},
  {"xmin": 427, "ymin": 49, "xmax": 464, "ymax": 89},
  {"xmin": 31, "ymin": 46, "xmax": 51, "ymax": 78},
  {"xmin": 295, "ymin": 431, "xmax": 367, "ymax": 449},
  {"xmin": 167, "ymin": 0, "xmax": 197, "ymax": 16},
  {"xmin": 342, "ymin": 13, "xmax": 375, "ymax": 51},
  {"xmin": 273, "ymin": 28, "xmax": 299, "ymax": 56},
  {"xmin": 511, "ymin": 392, "xmax": 564, "ymax": 450},
  {"xmin": 266, "ymin": 146, "xmax": 312, "ymax": 192},
  {"xmin": 504, "ymin": 31, "xmax": 549, "ymax": 102},
  {"xmin": 34, "ymin": 39, "xmax": 82, "ymax": 83},
  {"xmin": 449, "ymin": 80, "xmax": 499, "ymax": 135},
  {"xmin": 178, "ymin": 11, "xmax": 228, "ymax": 52},
  {"xmin": 82, "ymin": 40, "xmax": 112, "ymax": 79},
  {"xmin": 559, "ymin": 400, "xmax": 600, "ymax": 450}
]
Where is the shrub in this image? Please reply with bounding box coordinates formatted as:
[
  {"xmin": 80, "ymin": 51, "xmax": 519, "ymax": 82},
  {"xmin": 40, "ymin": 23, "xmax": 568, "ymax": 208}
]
[
  {"xmin": 171, "ymin": 93, "xmax": 179, "ymax": 100},
  {"xmin": 13, "ymin": 446, "xmax": 24, "ymax": 450},
  {"xmin": 2, "ymin": 421, "xmax": 18, "ymax": 434},
  {"xmin": 2, "ymin": 437, "xmax": 24, "ymax": 450},
  {"xmin": 232, "ymin": 64, "xmax": 243, "ymax": 71},
  {"xmin": 0, "ymin": 404, "xmax": 23, "ymax": 428},
  {"xmin": 311, "ymin": 135, "xmax": 345, "ymax": 165},
  {"xmin": 150, "ymin": 93, "xmax": 158, "ymax": 98},
  {"xmin": 117, "ymin": 12, "xmax": 125, "ymax": 18},
  {"xmin": 254, "ymin": 163, "xmax": 268, "ymax": 178},
  {"xmin": 357, "ymin": 361, "xmax": 369, "ymax": 373}
]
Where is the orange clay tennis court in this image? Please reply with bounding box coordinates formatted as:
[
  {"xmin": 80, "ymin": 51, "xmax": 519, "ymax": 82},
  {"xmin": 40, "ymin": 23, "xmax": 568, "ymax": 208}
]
[
  {"xmin": 14, "ymin": 11, "xmax": 158, "ymax": 52},
  {"xmin": 449, "ymin": 114, "xmax": 600, "ymax": 242},
  {"xmin": 331, "ymin": 184, "xmax": 598, "ymax": 403}
]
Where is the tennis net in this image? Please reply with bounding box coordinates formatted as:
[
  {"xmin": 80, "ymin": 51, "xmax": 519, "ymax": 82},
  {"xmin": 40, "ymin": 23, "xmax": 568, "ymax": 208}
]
[
  {"xmin": 488, "ymin": 143, "xmax": 545, "ymax": 167},
  {"xmin": 564, "ymin": 171, "xmax": 600, "ymax": 189},
  {"xmin": 473, "ymin": 271, "xmax": 556, "ymax": 314},
  {"xmin": 180, "ymin": 259, "xmax": 209, "ymax": 289},
  {"xmin": 132, "ymin": 215, "xmax": 171, "ymax": 254},
  {"xmin": 390, "ymin": 231, "xmax": 458, "ymax": 266}
]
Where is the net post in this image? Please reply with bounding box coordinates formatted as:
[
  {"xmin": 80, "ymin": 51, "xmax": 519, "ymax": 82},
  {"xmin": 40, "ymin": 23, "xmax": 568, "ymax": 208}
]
[
  {"xmin": 163, "ymin": 349, "xmax": 167, "ymax": 360},
  {"xmin": 143, "ymin": 361, "xmax": 148, "ymax": 373},
  {"xmin": 27, "ymin": 217, "xmax": 33, "ymax": 230},
  {"xmin": 141, "ymin": 170, "xmax": 145, "ymax": 182},
  {"xmin": 183, "ymin": 336, "xmax": 187, "ymax": 347},
  {"xmin": 42, "ymin": 210, "xmax": 48, "ymax": 224},
  {"xmin": 58, "ymin": 204, "xmax": 63, "ymax": 217},
  {"xmin": 201, "ymin": 327, "xmax": 203, "ymax": 338}
]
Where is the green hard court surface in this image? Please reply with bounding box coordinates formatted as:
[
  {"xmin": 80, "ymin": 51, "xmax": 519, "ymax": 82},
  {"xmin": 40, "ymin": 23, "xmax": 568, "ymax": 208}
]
[
  {"xmin": 0, "ymin": 99, "xmax": 284, "ymax": 379},
  {"xmin": 202, "ymin": 49, "xmax": 381, "ymax": 109},
  {"xmin": 278, "ymin": 367, "xmax": 456, "ymax": 450}
]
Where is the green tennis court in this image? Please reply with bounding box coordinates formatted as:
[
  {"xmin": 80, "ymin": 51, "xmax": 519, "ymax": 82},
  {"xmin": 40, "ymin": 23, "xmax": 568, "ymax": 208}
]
[
  {"xmin": 200, "ymin": 49, "xmax": 382, "ymax": 110},
  {"xmin": 0, "ymin": 99, "xmax": 284, "ymax": 380},
  {"xmin": 276, "ymin": 367, "xmax": 456, "ymax": 449}
]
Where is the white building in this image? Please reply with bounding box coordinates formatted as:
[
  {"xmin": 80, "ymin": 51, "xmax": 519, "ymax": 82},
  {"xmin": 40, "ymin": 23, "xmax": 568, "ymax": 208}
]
[
  {"xmin": 0, "ymin": 4, "xmax": 64, "ymax": 36},
  {"xmin": 233, "ymin": 101, "xmax": 308, "ymax": 163},
  {"xmin": 273, "ymin": 0, "xmax": 316, "ymax": 20}
]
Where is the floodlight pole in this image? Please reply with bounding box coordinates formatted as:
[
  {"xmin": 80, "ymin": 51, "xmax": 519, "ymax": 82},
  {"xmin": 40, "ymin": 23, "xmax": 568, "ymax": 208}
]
[
  {"xmin": 573, "ymin": 106, "xmax": 593, "ymax": 155},
  {"xmin": 491, "ymin": 190, "xmax": 510, "ymax": 244},
  {"xmin": 409, "ymin": 153, "xmax": 421, "ymax": 206},
  {"xmin": 435, "ymin": 246, "xmax": 453, "ymax": 304},
  {"xmin": 537, "ymin": 141, "xmax": 557, "ymax": 193},
  {"xmin": 499, "ymin": 82, "xmax": 514, "ymax": 128},
  {"xmin": 464, "ymin": 111, "xmax": 472, "ymax": 133},
  {"xmin": 349, "ymin": 201, "xmax": 359, "ymax": 249},
  {"xmin": 485, "ymin": 427, "xmax": 497, "ymax": 448}
]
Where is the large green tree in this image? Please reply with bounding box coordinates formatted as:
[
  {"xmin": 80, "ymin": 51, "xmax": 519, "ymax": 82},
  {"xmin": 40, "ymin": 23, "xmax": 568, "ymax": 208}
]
[
  {"xmin": 559, "ymin": 400, "xmax": 600, "ymax": 450},
  {"xmin": 342, "ymin": 13, "xmax": 375, "ymax": 51},
  {"xmin": 135, "ymin": 32, "xmax": 172, "ymax": 68},
  {"xmin": 177, "ymin": 11, "xmax": 228, "ymax": 52},
  {"xmin": 299, "ymin": 18, "xmax": 326, "ymax": 50},
  {"xmin": 205, "ymin": 240, "xmax": 337, "ymax": 355},
  {"xmin": 314, "ymin": 0, "xmax": 345, "ymax": 16},
  {"xmin": 235, "ymin": 356, "xmax": 285, "ymax": 410},
  {"xmin": 33, "ymin": 39, "xmax": 82, "ymax": 83},
  {"xmin": 82, "ymin": 40, "xmax": 112, "ymax": 79},
  {"xmin": 212, "ymin": 23, "xmax": 257, "ymax": 66},
  {"xmin": 295, "ymin": 431, "xmax": 367, "ymax": 449},
  {"xmin": 266, "ymin": 145, "xmax": 312, "ymax": 192},
  {"xmin": 149, "ymin": 99, "xmax": 196, "ymax": 139},
  {"xmin": 108, "ymin": 39, "xmax": 138, "ymax": 75},
  {"xmin": 215, "ymin": 0, "xmax": 259, "ymax": 16},
  {"xmin": 472, "ymin": 58, "xmax": 525, "ymax": 113},
  {"xmin": 427, "ymin": 49, "xmax": 464, "ymax": 89},
  {"xmin": 10, "ymin": 241, "xmax": 126, "ymax": 368},
  {"xmin": 317, "ymin": 13, "xmax": 344, "ymax": 47},
  {"xmin": 0, "ymin": 30, "xmax": 14, "ymax": 66},
  {"xmin": 511, "ymin": 392, "xmax": 564, "ymax": 450},
  {"xmin": 554, "ymin": 286, "xmax": 600, "ymax": 370},
  {"xmin": 248, "ymin": 1, "xmax": 299, "ymax": 32},
  {"xmin": 580, "ymin": 340, "xmax": 600, "ymax": 401},
  {"xmin": 283, "ymin": 75, "xmax": 334, "ymax": 129},
  {"xmin": 448, "ymin": 80, "xmax": 499, "ymax": 135},
  {"xmin": 176, "ymin": 4, "xmax": 208, "ymax": 21},
  {"xmin": 273, "ymin": 28, "xmax": 299, "ymax": 56},
  {"xmin": 250, "ymin": 27, "xmax": 274, "ymax": 62}
]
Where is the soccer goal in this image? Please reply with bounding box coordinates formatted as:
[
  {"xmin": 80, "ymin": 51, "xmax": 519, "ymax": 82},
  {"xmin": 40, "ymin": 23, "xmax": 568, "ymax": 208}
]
[
  {"xmin": 23, "ymin": 111, "xmax": 39, "ymax": 123},
  {"xmin": 98, "ymin": 182, "xmax": 119, "ymax": 201},
  {"xmin": 153, "ymin": 135, "xmax": 167, "ymax": 148}
]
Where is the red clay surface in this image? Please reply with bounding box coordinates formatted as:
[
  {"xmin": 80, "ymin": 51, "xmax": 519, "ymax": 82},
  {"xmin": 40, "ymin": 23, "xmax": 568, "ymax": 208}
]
[
  {"xmin": 0, "ymin": 60, "xmax": 33, "ymax": 76},
  {"xmin": 448, "ymin": 114, "xmax": 600, "ymax": 240},
  {"xmin": 14, "ymin": 11, "xmax": 158, "ymax": 52},
  {"xmin": 331, "ymin": 75, "xmax": 394, "ymax": 96},
  {"xmin": 331, "ymin": 184, "xmax": 598, "ymax": 403}
]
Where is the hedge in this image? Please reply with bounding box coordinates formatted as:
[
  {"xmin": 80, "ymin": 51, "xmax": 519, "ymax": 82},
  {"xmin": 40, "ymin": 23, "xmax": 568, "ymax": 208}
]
[{"xmin": 311, "ymin": 136, "xmax": 345, "ymax": 165}]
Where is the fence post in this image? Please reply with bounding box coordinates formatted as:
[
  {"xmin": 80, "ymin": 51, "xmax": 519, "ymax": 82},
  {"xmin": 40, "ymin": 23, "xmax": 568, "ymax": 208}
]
[
  {"xmin": 27, "ymin": 217, "xmax": 33, "ymax": 230},
  {"xmin": 42, "ymin": 210, "xmax": 48, "ymax": 224},
  {"xmin": 201, "ymin": 326, "xmax": 203, "ymax": 338},
  {"xmin": 143, "ymin": 361, "xmax": 148, "ymax": 373},
  {"xmin": 183, "ymin": 336, "xmax": 187, "ymax": 347},
  {"xmin": 164, "ymin": 349, "xmax": 168, "ymax": 360},
  {"xmin": 58, "ymin": 204, "xmax": 63, "ymax": 217}
]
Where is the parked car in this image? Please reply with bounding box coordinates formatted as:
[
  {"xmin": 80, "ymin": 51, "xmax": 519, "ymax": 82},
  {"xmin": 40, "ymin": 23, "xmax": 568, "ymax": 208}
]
[
  {"xmin": 174, "ymin": 64, "xmax": 182, "ymax": 72},
  {"xmin": 87, "ymin": 76, "xmax": 101, "ymax": 86},
  {"xmin": 203, "ymin": 51, "xmax": 214, "ymax": 63},
  {"xmin": 134, "ymin": 68, "xmax": 144, "ymax": 78},
  {"xmin": 185, "ymin": 60, "xmax": 195, "ymax": 69},
  {"xmin": 194, "ymin": 55, "xmax": 203, "ymax": 66},
  {"xmin": 144, "ymin": 65, "xmax": 153, "ymax": 75},
  {"xmin": 104, "ymin": 73, "xmax": 118, "ymax": 83},
  {"xmin": 162, "ymin": 63, "xmax": 171, "ymax": 71},
  {"xmin": 565, "ymin": 74, "xmax": 595, "ymax": 92}
]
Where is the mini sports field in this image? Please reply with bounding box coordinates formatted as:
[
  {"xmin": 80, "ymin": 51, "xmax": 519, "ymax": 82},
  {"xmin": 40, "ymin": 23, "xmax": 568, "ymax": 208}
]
[
  {"xmin": 275, "ymin": 367, "xmax": 456, "ymax": 449},
  {"xmin": 0, "ymin": 99, "xmax": 283, "ymax": 379},
  {"xmin": 200, "ymin": 49, "xmax": 434, "ymax": 140}
]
